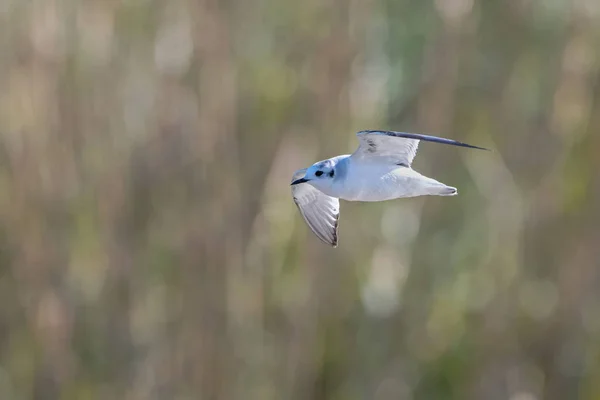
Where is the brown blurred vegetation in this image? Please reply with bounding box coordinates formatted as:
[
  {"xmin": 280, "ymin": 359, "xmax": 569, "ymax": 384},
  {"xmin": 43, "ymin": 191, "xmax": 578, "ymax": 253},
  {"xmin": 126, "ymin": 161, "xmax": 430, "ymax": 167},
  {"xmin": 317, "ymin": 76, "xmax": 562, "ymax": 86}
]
[{"xmin": 0, "ymin": 0, "xmax": 599, "ymax": 399}]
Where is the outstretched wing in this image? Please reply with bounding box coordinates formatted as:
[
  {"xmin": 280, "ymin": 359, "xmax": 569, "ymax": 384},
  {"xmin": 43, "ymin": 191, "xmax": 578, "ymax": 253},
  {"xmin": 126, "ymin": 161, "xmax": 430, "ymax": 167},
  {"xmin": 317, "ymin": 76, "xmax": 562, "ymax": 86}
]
[
  {"xmin": 351, "ymin": 130, "xmax": 489, "ymax": 167},
  {"xmin": 291, "ymin": 169, "xmax": 340, "ymax": 247}
]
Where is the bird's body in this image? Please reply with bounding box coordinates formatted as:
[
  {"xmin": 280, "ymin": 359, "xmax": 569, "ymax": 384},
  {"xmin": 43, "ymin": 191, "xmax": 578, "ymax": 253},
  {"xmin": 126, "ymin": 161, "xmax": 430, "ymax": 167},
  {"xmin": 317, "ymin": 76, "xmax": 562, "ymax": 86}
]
[
  {"xmin": 291, "ymin": 130, "xmax": 489, "ymax": 247},
  {"xmin": 319, "ymin": 155, "xmax": 456, "ymax": 201}
]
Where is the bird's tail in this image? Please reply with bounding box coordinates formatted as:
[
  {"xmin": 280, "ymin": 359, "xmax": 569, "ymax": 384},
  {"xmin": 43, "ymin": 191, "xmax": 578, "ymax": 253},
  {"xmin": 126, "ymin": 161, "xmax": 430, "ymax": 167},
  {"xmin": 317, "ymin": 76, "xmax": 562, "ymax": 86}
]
[
  {"xmin": 435, "ymin": 185, "xmax": 458, "ymax": 196},
  {"xmin": 421, "ymin": 179, "xmax": 457, "ymax": 196},
  {"xmin": 406, "ymin": 170, "xmax": 458, "ymax": 197}
]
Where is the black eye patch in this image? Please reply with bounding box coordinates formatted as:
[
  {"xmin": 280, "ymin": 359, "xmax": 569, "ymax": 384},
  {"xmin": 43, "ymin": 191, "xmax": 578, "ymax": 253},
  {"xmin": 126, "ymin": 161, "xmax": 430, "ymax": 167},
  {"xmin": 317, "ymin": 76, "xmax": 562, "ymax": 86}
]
[
  {"xmin": 328, "ymin": 170, "xmax": 334, "ymax": 178},
  {"xmin": 315, "ymin": 171, "xmax": 323, "ymax": 177}
]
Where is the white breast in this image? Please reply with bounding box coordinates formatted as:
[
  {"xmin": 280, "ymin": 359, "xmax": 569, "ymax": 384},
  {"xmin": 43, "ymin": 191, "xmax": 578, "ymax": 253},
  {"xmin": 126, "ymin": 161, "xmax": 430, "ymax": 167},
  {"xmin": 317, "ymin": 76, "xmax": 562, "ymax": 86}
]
[{"xmin": 334, "ymin": 161, "xmax": 441, "ymax": 202}]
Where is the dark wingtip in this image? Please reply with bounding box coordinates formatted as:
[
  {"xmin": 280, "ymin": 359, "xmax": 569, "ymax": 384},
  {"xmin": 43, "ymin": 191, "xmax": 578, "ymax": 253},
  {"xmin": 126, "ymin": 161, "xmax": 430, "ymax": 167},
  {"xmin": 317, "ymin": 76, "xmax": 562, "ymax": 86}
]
[
  {"xmin": 358, "ymin": 130, "xmax": 493, "ymax": 152},
  {"xmin": 330, "ymin": 216, "xmax": 339, "ymax": 247},
  {"xmin": 465, "ymin": 143, "xmax": 492, "ymax": 151},
  {"xmin": 462, "ymin": 141, "xmax": 492, "ymax": 151}
]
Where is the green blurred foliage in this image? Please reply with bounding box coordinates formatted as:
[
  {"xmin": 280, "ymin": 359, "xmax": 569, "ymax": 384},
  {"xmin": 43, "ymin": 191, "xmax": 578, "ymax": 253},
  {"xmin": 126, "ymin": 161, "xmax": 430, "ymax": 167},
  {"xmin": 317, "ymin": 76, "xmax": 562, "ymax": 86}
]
[{"xmin": 0, "ymin": 0, "xmax": 599, "ymax": 399}]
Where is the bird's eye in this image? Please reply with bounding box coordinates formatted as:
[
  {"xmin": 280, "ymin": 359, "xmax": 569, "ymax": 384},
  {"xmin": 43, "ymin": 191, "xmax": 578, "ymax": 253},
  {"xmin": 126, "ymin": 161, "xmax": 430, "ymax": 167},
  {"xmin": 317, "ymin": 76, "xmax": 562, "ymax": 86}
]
[
  {"xmin": 328, "ymin": 170, "xmax": 334, "ymax": 178},
  {"xmin": 315, "ymin": 171, "xmax": 323, "ymax": 177}
]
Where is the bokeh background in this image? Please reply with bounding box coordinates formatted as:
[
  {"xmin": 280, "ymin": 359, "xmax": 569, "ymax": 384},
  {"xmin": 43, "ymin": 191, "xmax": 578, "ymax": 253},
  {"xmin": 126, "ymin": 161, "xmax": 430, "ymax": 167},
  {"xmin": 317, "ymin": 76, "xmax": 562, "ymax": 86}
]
[{"xmin": 0, "ymin": 0, "xmax": 599, "ymax": 399}]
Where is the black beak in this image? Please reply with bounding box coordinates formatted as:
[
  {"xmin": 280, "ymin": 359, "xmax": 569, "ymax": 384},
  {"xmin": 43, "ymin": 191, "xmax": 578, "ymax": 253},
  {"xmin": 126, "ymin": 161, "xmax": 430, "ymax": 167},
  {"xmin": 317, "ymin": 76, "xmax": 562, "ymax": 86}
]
[{"xmin": 291, "ymin": 177, "xmax": 309, "ymax": 185}]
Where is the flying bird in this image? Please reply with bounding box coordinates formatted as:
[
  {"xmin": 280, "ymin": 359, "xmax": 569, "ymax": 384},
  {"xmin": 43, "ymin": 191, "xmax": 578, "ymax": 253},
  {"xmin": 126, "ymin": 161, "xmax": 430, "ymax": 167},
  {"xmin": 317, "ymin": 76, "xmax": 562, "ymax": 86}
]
[{"xmin": 291, "ymin": 130, "xmax": 489, "ymax": 247}]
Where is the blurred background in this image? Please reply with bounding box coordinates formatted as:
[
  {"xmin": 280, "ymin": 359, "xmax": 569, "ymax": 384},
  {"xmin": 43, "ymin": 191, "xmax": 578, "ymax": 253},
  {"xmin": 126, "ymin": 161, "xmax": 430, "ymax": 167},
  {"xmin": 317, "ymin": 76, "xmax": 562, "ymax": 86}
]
[{"xmin": 0, "ymin": 0, "xmax": 599, "ymax": 399}]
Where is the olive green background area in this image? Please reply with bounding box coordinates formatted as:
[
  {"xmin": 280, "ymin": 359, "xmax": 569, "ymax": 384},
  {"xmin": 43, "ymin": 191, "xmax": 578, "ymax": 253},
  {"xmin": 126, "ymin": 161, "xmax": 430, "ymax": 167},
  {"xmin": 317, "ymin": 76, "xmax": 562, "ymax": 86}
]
[{"xmin": 0, "ymin": 0, "xmax": 599, "ymax": 399}]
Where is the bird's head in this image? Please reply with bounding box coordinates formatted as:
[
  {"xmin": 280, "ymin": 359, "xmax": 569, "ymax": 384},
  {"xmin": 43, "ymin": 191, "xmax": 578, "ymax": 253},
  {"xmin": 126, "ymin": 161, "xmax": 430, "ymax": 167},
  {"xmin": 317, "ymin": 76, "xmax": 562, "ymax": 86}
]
[{"xmin": 291, "ymin": 159, "xmax": 337, "ymax": 189}]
